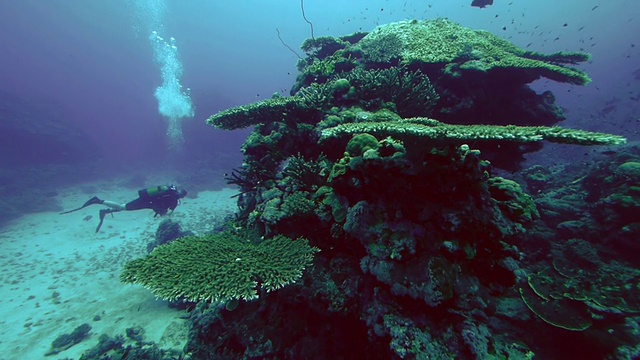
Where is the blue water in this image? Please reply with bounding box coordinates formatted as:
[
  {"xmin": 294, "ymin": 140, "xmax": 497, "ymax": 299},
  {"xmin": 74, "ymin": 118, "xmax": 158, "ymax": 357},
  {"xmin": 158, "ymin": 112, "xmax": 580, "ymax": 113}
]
[
  {"xmin": 1, "ymin": 0, "xmax": 639, "ymax": 358},
  {"xmin": 1, "ymin": 1, "xmax": 638, "ymax": 169}
]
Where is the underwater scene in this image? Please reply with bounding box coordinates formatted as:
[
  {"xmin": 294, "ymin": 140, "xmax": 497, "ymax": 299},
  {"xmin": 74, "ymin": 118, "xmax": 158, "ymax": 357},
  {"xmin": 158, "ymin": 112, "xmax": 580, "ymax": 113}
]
[{"xmin": 1, "ymin": 0, "xmax": 640, "ymax": 359}]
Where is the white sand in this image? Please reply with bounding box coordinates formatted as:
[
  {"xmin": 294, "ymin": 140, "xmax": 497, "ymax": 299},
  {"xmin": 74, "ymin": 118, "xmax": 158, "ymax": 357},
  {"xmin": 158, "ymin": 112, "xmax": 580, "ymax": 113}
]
[{"xmin": 0, "ymin": 181, "xmax": 238, "ymax": 360}]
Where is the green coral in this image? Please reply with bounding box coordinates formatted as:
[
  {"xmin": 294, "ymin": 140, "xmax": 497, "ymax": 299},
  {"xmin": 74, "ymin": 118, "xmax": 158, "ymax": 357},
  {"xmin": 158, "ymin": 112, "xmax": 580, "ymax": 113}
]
[
  {"xmin": 340, "ymin": 68, "xmax": 439, "ymax": 117},
  {"xmin": 345, "ymin": 133, "xmax": 380, "ymax": 157},
  {"xmin": 331, "ymin": 78, "xmax": 351, "ymax": 93},
  {"xmin": 487, "ymin": 177, "xmax": 539, "ymax": 224},
  {"xmin": 259, "ymin": 190, "xmax": 319, "ymax": 227},
  {"xmin": 120, "ymin": 231, "xmax": 319, "ymax": 302},
  {"xmin": 603, "ymin": 193, "xmax": 640, "ymax": 209},
  {"xmin": 242, "ymin": 123, "xmax": 286, "ymax": 152},
  {"xmin": 296, "ymin": 51, "xmax": 359, "ymax": 86},
  {"xmin": 301, "ymin": 36, "xmax": 348, "ymax": 57},
  {"xmin": 616, "ymin": 162, "xmax": 640, "ymax": 180},
  {"xmin": 208, "ymin": 95, "xmax": 304, "ymax": 130},
  {"xmin": 260, "ymin": 197, "xmax": 284, "ymax": 225},
  {"xmin": 280, "ymin": 191, "xmax": 316, "ymax": 217},
  {"xmin": 281, "ymin": 154, "xmax": 330, "ymax": 192},
  {"xmin": 356, "ymin": 109, "xmax": 402, "ymax": 123},
  {"xmin": 328, "ymin": 156, "xmax": 350, "ymax": 182},
  {"xmin": 305, "ymin": 57, "xmax": 337, "ymax": 79},
  {"xmin": 358, "ymin": 31, "xmax": 404, "ymax": 63},
  {"xmin": 356, "ymin": 19, "xmax": 592, "ymax": 85},
  {"xmin": 320, "ymin": 118, "xmax": 627, "ymax": 146},
  {"xmin": 314, "ymin": 186, "xmax": 348, "ymax": 223},
  {"xmin": 318, "ymin": 108, "xmax": 402, "ymax": 131},
  {"xmin": 519, "ymin": 280, "xmax": 592, "ymax": 331},
  {"xmin": 519, "ymin": 256, "xmax": 640, "ymax": 332}
]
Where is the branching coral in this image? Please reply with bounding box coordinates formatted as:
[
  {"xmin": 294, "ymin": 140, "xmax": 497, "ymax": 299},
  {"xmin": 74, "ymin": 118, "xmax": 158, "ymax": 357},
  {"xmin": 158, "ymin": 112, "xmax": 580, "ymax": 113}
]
[
  {"xmin": 341, "ymin": 68, "xmax": 439, "ymax": 117},
  {"xmin": 121, "ymin": 231, "xmax": 319, "ymax": 302},
  {"xmin": 282, "ymin": 153, "xmax": 330, "ymax": 192},
  {"xmin": 300, "ymin": 36, "xmax": 349, "ymax": 58},
  {"xmin": 226, "ymin": 157, "xmax": 280, "ymax": 196}
]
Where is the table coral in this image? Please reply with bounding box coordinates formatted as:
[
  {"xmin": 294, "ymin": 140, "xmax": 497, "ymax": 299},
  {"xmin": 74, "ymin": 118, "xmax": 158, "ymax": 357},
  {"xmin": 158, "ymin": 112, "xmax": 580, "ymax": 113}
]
[
  {"xmin": 321, "ymin": 118, "xmax": 626, "ymax": 146},
  {"xmin": 121, "ymin": 231, "xmax": 319, "ymax": 302},
  {"xmin": 357, "ymin": 19, "xmax": 591, "ymax": 85}
]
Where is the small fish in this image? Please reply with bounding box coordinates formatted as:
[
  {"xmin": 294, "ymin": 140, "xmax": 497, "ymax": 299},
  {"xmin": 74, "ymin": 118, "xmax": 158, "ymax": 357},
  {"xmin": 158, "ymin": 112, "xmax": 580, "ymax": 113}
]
[
  {"xmin": 599, "ymin": 105, "xmax": 617, "ymax": 116},
  {"xmin": 604, "ymin": 97, "xmax": 620, "ymax": 106},
  {"xmin": 471, "ymin": 0, "xmax": 493, "ymax": 8},
  {"xmin": 592, "ymin": 5, "xmax": 599, "ymax": 10}
]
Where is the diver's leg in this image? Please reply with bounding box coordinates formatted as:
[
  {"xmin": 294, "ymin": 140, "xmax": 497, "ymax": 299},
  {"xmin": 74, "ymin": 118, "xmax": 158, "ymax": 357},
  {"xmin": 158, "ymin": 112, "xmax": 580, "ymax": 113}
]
[
  {"xmin": 96, "ymin": 208, "xmax": 119, "ymax": 233},
  {"xmin": 95, "ymin": 200, "xmax": 130, "ymax": 233},
  {"xmin": 102, "ymin": 201, "xmax": 126, "ymax": 211}
]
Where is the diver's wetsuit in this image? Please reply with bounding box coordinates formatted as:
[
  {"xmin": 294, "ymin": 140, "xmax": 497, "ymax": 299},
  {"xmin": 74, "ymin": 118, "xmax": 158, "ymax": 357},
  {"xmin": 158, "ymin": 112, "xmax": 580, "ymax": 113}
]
[{"xmin": 126, "ymin": 185, "xmax": 182, "ymax": 217}]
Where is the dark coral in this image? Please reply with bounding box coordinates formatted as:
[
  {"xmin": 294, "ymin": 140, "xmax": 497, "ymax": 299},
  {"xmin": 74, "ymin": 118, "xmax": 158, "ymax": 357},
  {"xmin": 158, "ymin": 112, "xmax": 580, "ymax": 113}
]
[{"xmin": 45, "ymin": 323, "xmax": 92, "ymax": 356}]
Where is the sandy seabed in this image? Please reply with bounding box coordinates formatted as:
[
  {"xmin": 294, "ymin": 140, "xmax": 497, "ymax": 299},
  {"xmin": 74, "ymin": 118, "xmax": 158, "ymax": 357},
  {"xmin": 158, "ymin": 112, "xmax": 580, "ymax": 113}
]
[{"xmin": 0, "ymin": 181, "xmax": 237, "ymax": 360}]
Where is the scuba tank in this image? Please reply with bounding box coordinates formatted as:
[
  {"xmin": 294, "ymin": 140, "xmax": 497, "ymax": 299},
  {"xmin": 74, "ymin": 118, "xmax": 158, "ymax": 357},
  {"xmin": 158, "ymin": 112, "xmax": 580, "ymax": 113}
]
[{"xmin": 139, "ymin": 185, "xmax": 174, "ymax": 198}]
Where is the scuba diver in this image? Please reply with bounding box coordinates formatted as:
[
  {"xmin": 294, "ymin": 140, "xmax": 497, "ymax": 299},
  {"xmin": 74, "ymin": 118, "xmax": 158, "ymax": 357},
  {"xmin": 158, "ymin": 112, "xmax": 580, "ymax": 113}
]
[{"xmin": 61, "ymin": 185, "xmax": 188, "ymax": 233}]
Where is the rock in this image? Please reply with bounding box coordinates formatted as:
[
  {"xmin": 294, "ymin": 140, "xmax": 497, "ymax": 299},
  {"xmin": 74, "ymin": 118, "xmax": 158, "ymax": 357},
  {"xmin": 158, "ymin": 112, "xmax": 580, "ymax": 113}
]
[{"xmin": 45, "ymin": 323, "xmax": 91, "ymax": 356}]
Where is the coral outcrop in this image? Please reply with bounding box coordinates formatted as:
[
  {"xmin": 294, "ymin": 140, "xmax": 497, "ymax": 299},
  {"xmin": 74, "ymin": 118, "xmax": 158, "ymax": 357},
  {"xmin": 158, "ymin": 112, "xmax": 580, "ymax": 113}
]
[{"xmin": 122, "ymin": 19, "xmax": 633, "ymax": 359}]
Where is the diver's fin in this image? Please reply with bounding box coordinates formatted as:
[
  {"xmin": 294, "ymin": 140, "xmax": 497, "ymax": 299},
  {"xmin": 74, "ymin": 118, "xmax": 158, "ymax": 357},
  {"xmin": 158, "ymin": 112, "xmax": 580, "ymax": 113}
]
[
  {"xmin": 60, "ymin": 196, "xmax": 103, "ymax": 215},
  {"xmin": 60, "ymin": 206, "xmax": 83, "ymax": 215}
]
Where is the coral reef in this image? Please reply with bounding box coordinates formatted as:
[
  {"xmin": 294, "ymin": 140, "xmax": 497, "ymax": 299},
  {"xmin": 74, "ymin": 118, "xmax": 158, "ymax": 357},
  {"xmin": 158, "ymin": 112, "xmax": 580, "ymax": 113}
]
[
  {"xmin": 121, "ymin": 19, "xmax": 634, "ymax": 359},
  {"xmin": 513, "ymin": 143, "xmax": 640, "ymax": 357}
]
